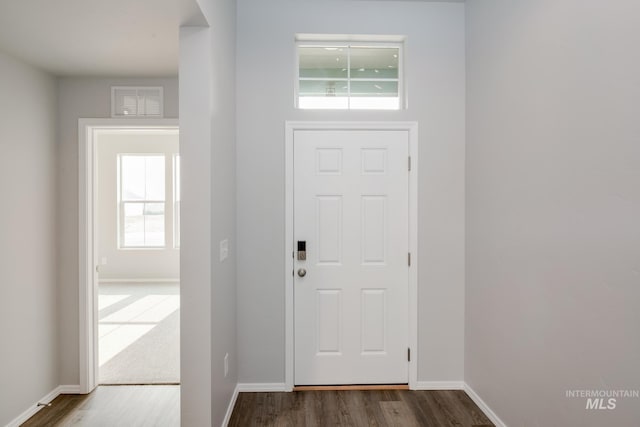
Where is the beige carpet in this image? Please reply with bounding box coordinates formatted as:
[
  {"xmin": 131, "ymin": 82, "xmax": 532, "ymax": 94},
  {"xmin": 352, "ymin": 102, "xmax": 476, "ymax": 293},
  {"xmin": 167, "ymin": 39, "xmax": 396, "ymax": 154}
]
[{"xmin": 99, "ymin": 283, "xmax": 180, "ymax": 385}]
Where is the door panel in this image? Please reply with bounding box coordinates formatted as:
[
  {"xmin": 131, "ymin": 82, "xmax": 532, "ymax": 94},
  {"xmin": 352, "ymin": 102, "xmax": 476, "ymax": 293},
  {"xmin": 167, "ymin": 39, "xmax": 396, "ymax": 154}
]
[{"xmin": 294, "ymin": 129, "xmax": 409, "ymax": 385}]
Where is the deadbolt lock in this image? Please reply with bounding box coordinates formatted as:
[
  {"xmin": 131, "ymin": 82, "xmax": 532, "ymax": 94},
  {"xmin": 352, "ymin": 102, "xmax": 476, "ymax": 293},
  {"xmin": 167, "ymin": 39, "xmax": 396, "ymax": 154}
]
[{"xmin": 297, "ymin": 241, "xmax": 306, "ymax": 261}]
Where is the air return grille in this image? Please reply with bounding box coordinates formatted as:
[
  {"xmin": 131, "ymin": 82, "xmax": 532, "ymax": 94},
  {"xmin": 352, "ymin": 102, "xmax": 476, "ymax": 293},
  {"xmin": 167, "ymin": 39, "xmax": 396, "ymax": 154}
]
[{"xmin": 111, "ymin": 86, "xmax": 163, "ymax": 118}]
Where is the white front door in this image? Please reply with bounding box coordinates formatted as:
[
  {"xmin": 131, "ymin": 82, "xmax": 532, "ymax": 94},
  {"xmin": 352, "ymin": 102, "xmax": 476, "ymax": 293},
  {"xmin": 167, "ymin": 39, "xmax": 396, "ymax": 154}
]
[{"xmin": 294, "ymin": 129, "xmax": 409, "ymax": 385}]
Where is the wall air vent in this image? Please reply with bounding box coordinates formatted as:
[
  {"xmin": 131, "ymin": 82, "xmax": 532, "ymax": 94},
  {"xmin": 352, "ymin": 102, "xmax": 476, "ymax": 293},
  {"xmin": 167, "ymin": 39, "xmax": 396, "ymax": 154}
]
[{"xmin": 111, "ymin": 86, "xmax": 164, "ymax": 118}]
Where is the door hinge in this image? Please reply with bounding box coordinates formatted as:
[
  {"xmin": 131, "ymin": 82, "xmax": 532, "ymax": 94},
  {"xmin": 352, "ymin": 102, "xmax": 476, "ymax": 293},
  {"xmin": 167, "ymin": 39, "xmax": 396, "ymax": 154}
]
[
  {"xmin": 408, "ymin": 156, "xmax": 412, "ymax": 171},
  {"xmin": 408, "ymin": 252, "xmax": 411, "ymax": 266},
  {"xmin": 408, "ymin": 348, "xmax": 411, "ymax": 362}
]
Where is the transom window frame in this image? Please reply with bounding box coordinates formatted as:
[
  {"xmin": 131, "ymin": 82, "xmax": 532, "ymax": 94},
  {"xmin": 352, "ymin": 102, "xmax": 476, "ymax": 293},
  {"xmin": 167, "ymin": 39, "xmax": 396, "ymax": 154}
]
[{"xmin": 294, "ymin": 36, "xmax": 406, "ymax": 111}]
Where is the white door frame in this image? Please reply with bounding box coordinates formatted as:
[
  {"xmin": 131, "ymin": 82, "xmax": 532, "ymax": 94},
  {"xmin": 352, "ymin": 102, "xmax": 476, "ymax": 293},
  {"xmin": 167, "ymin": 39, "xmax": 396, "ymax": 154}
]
[
  {"xmin": 78, "ymin": 118, "xmax": 179, "ymax": 394},
  {"xmin": 284, "ymin": 121, "xmax": 419, "ymax": 391}
]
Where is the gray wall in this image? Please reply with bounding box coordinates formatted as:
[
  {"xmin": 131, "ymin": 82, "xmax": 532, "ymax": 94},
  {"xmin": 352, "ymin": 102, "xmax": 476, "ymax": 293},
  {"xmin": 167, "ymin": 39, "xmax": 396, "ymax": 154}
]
[
  {"xmin": 180, "ymin": 25, "xmax": 214, "ymax": 426},
  {"xmin": 466, "ymin": 1, "xmax": 640, "ymax": 425},
  {"xmin": 180, "ymin": 0, "xmax": 238, "ymax": 425},
  {"xmin": 57, "ymin": 77, "xmax": 178, "ymax": 384},
  {"xmin": 0, "ymin": 51, "xmax": 58, "ymax": 426},
  {"xmin": 236, "ymin": 0, "xmax": 466, "ymax": 384},
  {"xmin": 208, "ymin": 0, "xmax": 238, "ymax": 423}
]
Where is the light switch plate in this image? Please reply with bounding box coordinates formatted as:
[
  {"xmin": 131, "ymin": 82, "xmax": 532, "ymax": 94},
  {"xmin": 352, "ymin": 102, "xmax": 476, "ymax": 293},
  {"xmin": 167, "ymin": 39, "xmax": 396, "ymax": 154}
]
[{"xmin": 219, "ymin": 239, "xmax": 229, "ymax": 261}]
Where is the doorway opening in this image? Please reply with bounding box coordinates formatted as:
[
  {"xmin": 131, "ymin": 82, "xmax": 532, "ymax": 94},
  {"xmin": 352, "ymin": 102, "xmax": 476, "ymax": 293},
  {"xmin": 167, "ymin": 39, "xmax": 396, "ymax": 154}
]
[{"xmin": 79, "ymin": 119, "xmax": 179, "ymax": 393}]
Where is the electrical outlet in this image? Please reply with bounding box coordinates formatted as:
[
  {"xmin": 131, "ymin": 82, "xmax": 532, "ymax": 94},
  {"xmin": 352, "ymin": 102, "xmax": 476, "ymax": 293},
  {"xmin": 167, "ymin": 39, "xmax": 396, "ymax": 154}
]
[
  {"xmin": 101, "ymin": 257, "xmax": 108, "ymax": 265},
  {"xmin": 219, "ymin": 239, "xmax": 229, "ymax": 262},
  {"xmin": 224, "ymin": 353, "xmax": 229, "ymax": 378}
]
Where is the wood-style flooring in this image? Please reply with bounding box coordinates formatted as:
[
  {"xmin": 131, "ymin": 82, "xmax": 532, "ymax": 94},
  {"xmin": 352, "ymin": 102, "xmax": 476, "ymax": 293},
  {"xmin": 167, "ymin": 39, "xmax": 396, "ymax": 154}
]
[
  {"xmin": 22, "ymin": 387, "xmax": 493, "ymax": 427},
  {"xmin": 229, "ymin": 390, "xmax": 494, "ymax": 427},
  {"xmin": 21, "ymin": 385, "xmax": 179, "ymax": 427}
]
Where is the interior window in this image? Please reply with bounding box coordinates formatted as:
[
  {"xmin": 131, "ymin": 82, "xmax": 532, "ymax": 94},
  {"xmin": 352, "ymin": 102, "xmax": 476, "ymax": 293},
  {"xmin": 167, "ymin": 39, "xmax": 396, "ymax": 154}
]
[{"xmin": 297, "ymin": 42, "xmax": 402, "ymax": 110}]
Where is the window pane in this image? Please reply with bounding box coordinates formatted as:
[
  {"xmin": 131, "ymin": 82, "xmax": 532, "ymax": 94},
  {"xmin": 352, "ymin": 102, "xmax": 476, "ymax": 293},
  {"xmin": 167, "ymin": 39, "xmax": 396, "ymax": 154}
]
[
  {"xmin": 299, "ymin": 80, "xmax": 349, "ymax": 98},
  {"xmin": 298, "ymin": 96, "xmax": 349, "ymax": 109},
  {"xmin": 350, "ymin": 80, "xmax": 398, "ymax": 97},
  {"xmin": 144, "ymin": 203, "xmax": 165, "ymax": 246},
  {"xmin": 299, "ymin": 47, "xmax": 348, "ymax": 79},
  {"xmin": 121, "ymin": 156, "xmax": 146, "ymax": 200},
  {"xmin": 349, "ymin": 96, "xmax": 400, "ymax": 110},
  {"xmin": 297, "ymin": 43, "xmax": 402, "ymax": 110},
  {"xmin": 123, "ymin": 202, "xmax": 144, "ymax": 246},
  {"xmin": 299, "ymin": 79, "xmax": 349, "ymax": 109},
  {"xmin": 350, "ymin": 47, "xmax": 399, "ymax": 79},
  {"xmin": 120, "ymin": 154, "xmax": 166, "ymax": 248},
  {"xmin": 145, "ymin": 156, "xmax": 165, "ymax": 201}
]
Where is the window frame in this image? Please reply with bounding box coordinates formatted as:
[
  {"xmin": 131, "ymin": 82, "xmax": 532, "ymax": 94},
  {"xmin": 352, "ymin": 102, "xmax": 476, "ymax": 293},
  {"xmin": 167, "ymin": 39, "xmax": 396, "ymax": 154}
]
[
  {"xmin": 117, "ymin": 153, "xmax": 167, "ymax": 249},
  {"xmin": 173, "ymin": 154, "xmax": 181, "ymax": 249},
  {"xmin": 294, "ymin": 39, "xmax": 405, "ymax": 110}
]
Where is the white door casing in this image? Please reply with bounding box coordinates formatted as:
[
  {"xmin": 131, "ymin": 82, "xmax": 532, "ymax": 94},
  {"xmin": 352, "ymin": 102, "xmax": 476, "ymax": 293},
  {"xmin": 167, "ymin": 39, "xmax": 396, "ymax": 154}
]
[
  {"xmin": 288, "ymin": 123, "xmax": 418, "ymax": 387},
  {"xmin": 78, "ymin": 118, "xmax": 179, "ymax": 394}
]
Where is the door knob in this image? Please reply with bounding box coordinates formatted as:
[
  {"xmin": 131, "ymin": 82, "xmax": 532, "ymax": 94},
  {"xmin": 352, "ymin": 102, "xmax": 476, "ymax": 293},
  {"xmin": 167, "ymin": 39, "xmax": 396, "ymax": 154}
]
[{"xmin": 297, "ymin": 268, "xmax": 307, "ymax": 277}]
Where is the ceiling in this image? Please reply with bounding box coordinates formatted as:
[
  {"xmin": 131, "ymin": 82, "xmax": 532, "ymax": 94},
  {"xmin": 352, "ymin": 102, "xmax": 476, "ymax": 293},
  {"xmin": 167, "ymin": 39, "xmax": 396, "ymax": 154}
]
[{"xmin": 0, "ymin": 0, "xmax": 187, "ymax": 77}]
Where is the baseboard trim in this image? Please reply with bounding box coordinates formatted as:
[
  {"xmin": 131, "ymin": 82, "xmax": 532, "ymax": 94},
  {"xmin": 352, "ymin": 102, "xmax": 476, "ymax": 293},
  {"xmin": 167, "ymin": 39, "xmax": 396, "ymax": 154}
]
[
  {"xmin": 294, "ymin": 384, "xmax": 409, "ymax": 391},
  {"xmin": 463, "ymin": 383, "xmax": 507, "ymax": 427},
  {"xmin": 98, "ymin": 278, "xmax": 180, "ymax": 284},
  {"xmin": 58, "ymin": 384, "xmax": 82, "ymax": 394},
  {"xmin": 221, "ymin": 384, "xmax": 240, "ymax": 427},
  {"xmin": 412, "ymin": 381, "xmax": 464, "ymax": 390},
  {"xmin": 237, "ymin": 383, "xmax": 288, "ymax": 392},
  {"xmin": 5, "ymin": 384, "xmax": 81, "ymax": 427}
]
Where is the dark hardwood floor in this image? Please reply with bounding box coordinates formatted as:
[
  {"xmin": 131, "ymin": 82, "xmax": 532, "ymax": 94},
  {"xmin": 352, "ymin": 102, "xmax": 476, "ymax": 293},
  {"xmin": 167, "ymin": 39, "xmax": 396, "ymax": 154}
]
[
  {"xmin": 22, "ymin": 387, "xmax": 492, "ymax": 426},
  {"xmin": 229, "ymin": 390, "xmax": 494, "ymax": 427},
  {"xmin": 21, "ymin": 385, "xmax": 179, "ymax": 426}
]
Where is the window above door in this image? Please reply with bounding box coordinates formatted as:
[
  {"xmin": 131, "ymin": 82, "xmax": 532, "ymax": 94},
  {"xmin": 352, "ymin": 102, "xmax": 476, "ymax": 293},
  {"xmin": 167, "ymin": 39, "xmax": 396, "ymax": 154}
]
[{"xmin": 295, "ymin": 35, "xmax": 405, "ymax": 110}]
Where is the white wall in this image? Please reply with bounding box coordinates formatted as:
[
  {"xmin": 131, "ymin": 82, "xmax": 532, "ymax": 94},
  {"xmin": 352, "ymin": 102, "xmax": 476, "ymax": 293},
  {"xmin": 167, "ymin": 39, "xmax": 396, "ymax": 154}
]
[
  {"xmin": 97, "ymin": 131, "xmax": 180, "ymax": 281},
  {"xmin": 57, "ymin": 77, "xmax": 178, "ymax": 384},
  {"xmin": 466, "ymin": 1, "xmax": 640, "ymax": 425},
  {"xmin": 236, "ymin": 0, "xmax": 466, "ymax": 384},
  {"xmin": 0, "ymin": 51, "xmax": 58, "ymax": 425},
  {"xmin": 180, "ymin": 0, "xmax": 238, "ymax": 425}
]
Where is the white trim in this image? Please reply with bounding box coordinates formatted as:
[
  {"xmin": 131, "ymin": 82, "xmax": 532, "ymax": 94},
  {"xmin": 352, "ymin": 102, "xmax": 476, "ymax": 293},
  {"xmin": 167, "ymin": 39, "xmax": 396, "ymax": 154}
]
[
  {"xmin": 78, "ymin": 118, "xmax": 179, "ymax": 395},
  {"xmin": 296, "ymin": 34, "xmax": 406, "ymax": 43},
  {"xmin": 412, "ymin": 381, "xmax": 465, "ymax": 391},
  {"xmin": 221, "ymin": 384, "xmax": 240, "ymax": 427},
  {"xmin": 407, "ymin": 122, "xmax": 418, "ymax": 389},
  {"xmin": 98, "ymin": 278, "xmax": 180, "ymax": 284},
  {"xmin": 237, "ymin": 383, "xmax": 288, "ymax": 392},
  {"xmin": 464, "ymin": 383, "xmax": 508, "ymax": 427},
  {"xmin": 4, "ymin": 385, "xmax": 81, "ymax": 427},
  {"xmin": 57, "ymin": 384, "xmax": 82, "ymax": 394},
  {"xmin": 284, "ymin": 121, "xmax": 419, "ymax": 391}
]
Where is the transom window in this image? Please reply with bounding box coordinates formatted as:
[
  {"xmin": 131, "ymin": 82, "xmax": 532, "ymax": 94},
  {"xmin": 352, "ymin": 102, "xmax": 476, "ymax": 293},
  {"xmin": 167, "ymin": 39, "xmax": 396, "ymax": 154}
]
[{"xmin": 296, "ymin": 40, "xmax": 403, "ymax": 110}]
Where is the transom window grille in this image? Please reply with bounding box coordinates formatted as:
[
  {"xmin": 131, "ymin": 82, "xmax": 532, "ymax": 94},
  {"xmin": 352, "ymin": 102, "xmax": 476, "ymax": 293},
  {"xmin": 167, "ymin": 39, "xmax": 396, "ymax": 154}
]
[
  {"xmin": 118, "ymin": 155, "xmax": 166, "ymax": 248},
  {"xmin": 296, "ymin": 41, "xmax": 403, "ymax": 110},
  {"xmin": 111, "ymin": 86, "xmax": 164, "ymax": 118}
]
